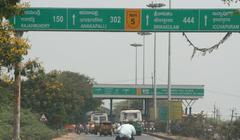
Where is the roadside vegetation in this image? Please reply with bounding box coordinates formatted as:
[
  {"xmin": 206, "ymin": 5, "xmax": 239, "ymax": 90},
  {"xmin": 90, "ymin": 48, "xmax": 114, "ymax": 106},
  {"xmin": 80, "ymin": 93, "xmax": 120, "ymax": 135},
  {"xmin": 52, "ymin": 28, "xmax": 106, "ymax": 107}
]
[
  {"xmin": 0, "ymin": 70, "xmax": 102, "ymax": 139},
  {"xmin": 113, "ymin": 100, "xmax": 240, "ymax": 140},
  {"xmin": 0, "ymin": 105, "xmax": 55, "ymax": 140},
  {"xmin": 154, "ymin": 113, "xmax": 240, "ymax": 140}
]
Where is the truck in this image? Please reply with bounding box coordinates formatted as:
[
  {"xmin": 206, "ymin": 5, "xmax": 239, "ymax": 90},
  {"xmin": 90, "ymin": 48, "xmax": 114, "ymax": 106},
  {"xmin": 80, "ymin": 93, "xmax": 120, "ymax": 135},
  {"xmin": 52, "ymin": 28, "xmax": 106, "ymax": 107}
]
[
  {"xmin": 87, "ymin": 112, "xmax": 108, "ymax": 134},
  {"xmin": 119, "ymin": 109, "xmax": 143, "ymax": 135}
]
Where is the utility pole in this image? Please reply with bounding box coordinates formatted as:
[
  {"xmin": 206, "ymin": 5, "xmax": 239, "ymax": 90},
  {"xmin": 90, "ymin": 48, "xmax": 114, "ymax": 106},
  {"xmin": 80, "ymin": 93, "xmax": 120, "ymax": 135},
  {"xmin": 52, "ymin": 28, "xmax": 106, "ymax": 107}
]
[
  {"xmin": 137, "ymin": 32, "xmax": 152, "ymax": 121},
  {"xmin": 167, "ymin": 0, "xmax": 172, "ymax": 134},
  {"xmin": 213, "ymin": 104, "xmax": 216, "ymax": 122},
  {"xmin": 230, "ymin": 108, "xmax": 235, "ymax": 123}
]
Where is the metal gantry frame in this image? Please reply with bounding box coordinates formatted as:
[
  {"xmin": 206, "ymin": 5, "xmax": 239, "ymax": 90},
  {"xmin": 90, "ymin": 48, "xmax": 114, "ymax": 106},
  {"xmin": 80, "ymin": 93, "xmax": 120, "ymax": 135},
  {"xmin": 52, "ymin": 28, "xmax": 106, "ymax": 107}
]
[{"xmin": 182, "ymin": 99, "xmax": 196, "ymax": 115}]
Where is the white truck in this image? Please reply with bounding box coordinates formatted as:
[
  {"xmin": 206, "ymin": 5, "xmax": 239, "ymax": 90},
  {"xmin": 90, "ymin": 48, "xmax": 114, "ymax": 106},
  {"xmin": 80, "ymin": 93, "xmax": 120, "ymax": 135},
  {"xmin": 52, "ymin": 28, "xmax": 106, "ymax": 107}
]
[{"xmin": 119, "ymin": 109, "xmax": 143, "ymax": 135}]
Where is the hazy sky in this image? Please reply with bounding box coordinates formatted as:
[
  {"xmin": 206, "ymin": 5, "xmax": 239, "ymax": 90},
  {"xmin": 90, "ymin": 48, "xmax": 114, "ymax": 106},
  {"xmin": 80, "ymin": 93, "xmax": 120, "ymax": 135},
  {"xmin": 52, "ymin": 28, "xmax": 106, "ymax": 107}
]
[{"xmin": 21, "ymin": 0, "xmax": 240, "ymax": 120}]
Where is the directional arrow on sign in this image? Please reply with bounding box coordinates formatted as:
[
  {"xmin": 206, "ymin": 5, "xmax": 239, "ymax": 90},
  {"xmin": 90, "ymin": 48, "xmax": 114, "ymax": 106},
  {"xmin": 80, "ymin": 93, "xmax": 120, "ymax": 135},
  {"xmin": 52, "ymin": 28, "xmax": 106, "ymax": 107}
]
[
  {"xmin": 72, "ymin": 14, "xmax": 75, "ymax": 26},
  {"xmin": 204, "ymin": 15, "xmax": 208, "ymax": 26},
  {"xmin": 146, "ymin": 14, "xmax": 149, "ymax": 26}
]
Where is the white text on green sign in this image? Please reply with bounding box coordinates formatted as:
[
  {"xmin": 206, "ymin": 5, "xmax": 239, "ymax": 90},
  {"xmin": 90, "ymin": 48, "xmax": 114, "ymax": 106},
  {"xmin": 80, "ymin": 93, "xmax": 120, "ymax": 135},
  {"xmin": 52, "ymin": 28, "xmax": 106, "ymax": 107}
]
[{"xmin": 10, "ymin": 8, "xmax": 240, "ymax": 32}]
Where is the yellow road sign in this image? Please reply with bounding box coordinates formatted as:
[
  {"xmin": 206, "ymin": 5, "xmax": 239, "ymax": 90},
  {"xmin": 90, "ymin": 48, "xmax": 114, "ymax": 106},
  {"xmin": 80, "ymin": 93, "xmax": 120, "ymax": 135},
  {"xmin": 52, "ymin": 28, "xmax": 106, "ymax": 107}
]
[
  {"xmin": 125, "ymin": 9, "xmax": 141, "ymax": 31},
  {"xmin": 136, "ymin": 88, "xmax": 142, "ymax": 95}
]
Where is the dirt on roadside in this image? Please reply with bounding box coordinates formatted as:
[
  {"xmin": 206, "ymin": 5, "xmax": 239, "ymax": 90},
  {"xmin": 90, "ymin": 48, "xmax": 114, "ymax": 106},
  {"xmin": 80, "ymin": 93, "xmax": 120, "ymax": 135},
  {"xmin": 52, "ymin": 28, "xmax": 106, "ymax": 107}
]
[{"xmin": 52, "ymin": 133, "xmax": 78, "ymax": 140}]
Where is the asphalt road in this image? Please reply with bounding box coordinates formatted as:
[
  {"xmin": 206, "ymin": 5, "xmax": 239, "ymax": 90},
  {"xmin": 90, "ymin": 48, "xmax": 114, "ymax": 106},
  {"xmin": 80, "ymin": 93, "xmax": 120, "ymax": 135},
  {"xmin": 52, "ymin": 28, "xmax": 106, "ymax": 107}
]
[{"xmin": 74, "ymin": 133, "xmax": 164, "ymax": 140}]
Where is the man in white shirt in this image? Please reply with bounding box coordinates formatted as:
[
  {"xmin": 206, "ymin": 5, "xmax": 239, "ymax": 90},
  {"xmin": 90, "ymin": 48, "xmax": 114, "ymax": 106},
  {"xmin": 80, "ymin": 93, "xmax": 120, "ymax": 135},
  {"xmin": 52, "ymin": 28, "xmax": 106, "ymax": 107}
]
[{"xmin": 116, "ymin": 123, "xmax": 136, "ymax": 140}]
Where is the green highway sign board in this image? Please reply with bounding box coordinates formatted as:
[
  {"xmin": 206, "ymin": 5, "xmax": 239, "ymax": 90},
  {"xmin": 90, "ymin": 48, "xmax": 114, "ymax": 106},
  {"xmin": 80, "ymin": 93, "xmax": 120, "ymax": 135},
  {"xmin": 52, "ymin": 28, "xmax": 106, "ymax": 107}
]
[
  {"xmin": 10, "ymin": 8, "xmax": 125, "ymax": 31},
  {"xmin": 9, "ymin": 8, "xmax": 240, "ymax": 32},
  {"xmin": 92, "ymin": 84, "xmax": 204, "ymax": 99},
  {"xmin": 68, "ymin": 9, "xmax": 124, "ymax": 31},
  {"xmin": 141, "ymin": 9, "xmax": 240, "ymax": 32},
  {"xmin": 141, "ymin": 9, "xmax": 199, "ymax": 31},
  {"xmin": 12, "ymin": 8, "xmax": 68, "ymax": 31},
  {"xmin": 199, "ymin": 9, "xmax": 240, "ymax": 31}
]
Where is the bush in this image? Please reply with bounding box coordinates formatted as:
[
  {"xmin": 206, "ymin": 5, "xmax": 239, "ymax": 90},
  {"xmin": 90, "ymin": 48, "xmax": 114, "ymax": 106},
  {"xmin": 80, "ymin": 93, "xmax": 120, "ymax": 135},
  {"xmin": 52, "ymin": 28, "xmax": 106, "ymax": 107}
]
[
  {"xmin": 0, "ymin": 106, "xmax": 13, "ymax": 140},
  {"xmin": 154, "ymin": 121, "xmax": 167, "ymax": 132},
  {"xmin": 0, "ymin": 106, "xmax": 55, "ymax": 140},
  {"xmin": 21, "ymin": 109, "xmax": 55, "ymax": 140}
]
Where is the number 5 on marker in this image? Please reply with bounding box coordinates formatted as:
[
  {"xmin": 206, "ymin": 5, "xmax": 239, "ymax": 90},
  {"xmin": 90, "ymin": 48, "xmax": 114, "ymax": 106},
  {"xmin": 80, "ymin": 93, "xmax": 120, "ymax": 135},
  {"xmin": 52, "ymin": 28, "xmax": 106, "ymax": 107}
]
[{"xmin": 125, "ymin": 9, "xmax": 141, "ymax": 31}]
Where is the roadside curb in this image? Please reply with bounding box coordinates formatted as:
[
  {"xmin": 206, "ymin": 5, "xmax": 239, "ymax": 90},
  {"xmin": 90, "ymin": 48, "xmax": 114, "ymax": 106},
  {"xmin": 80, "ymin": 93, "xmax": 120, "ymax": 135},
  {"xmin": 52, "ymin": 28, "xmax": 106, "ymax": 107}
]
[{"xmin": 145, "ymin": 132, "xmax": 176, "ymax": 140}]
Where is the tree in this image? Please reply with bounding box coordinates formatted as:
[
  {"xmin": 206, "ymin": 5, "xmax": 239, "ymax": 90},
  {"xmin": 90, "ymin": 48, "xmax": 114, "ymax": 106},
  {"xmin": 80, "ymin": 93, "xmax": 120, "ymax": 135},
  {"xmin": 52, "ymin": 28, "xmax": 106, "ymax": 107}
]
[
  {"xmin": 0, "ymin": 1, "xmax": 30, "ymax": 139},
  {"xmin": 0, "ymin": 0, "xmax": 23, "ymax": 19},
  {"xmin": 21, "ymin": 70, "xmax": 102, "ymax": 128},
  {"xmin": 0, "ymin": 79, "xmax": 14, "ymax": 110},
  {"xmin": 56, "ymin": 71, "xmax": 102, "ymax": 124},
  {"xmin": 22, "ymin": 69, "xmax": 65, "ymax": 128},
  {"xmin": 231, "ymin": 119, "xmax": 240, "ymax": 139},
  {"xmin": 222, "ymin": 0, "xmax": 240, "ymax": 5}
]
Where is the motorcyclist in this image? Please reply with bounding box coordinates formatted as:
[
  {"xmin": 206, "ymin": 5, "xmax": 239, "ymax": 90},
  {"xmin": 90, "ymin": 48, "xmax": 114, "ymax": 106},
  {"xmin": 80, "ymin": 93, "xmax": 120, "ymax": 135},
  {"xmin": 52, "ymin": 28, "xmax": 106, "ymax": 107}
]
[{"xmin": 115, "ymin": 123, "xmax": 136, "ymax": 140}]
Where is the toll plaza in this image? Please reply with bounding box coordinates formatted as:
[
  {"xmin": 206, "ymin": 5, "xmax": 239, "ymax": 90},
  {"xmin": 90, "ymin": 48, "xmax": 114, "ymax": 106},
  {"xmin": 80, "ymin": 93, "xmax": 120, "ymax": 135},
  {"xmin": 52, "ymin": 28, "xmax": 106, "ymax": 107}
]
[{"xmin": 93, "ymin": 84, "xmax": 204, "ymax": 121}]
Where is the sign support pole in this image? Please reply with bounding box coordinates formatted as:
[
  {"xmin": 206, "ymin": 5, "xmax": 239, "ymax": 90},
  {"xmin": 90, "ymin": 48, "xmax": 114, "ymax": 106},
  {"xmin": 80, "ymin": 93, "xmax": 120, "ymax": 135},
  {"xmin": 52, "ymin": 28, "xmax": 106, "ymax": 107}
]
[{"xmin": 110, "ymin": 99, "xmax": 113, "ymax": 122}]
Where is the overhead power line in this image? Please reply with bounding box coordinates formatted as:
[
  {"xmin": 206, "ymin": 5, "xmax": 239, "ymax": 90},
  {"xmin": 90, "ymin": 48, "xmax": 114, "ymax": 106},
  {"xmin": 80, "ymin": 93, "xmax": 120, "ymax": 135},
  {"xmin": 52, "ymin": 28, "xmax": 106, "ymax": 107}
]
[{"xmin": 206, "ymin": 89, "xmax": 240, "ymax": 98}]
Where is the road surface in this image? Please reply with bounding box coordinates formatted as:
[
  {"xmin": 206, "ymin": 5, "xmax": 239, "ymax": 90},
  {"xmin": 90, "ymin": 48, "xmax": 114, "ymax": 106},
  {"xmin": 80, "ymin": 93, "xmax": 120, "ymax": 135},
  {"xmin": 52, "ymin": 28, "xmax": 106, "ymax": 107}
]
[{"xmin": 74, "ymin": 133, "xmax": 164, "ymax": 140}]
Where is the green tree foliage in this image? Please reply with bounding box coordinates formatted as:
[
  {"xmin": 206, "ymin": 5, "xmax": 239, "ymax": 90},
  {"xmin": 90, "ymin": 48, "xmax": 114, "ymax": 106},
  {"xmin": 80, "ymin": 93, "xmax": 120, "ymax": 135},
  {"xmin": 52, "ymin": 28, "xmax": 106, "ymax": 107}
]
[
  {"xmin": 0, "ymin": 77, "xmax": 55, "ymax": 140},
  {"xmin": 231, "ymin": 119, "xmax": 240, "ymax": 139},
  {"xmin": 0, "ymin": 2, "xmax": 33, "ymax": 138},
  {"xmin": 57, "ymin": 71, "xmax": 90, "ymax": 123},
  {"xmin": 0, "ymin": 22, "xmax": 30, "ymax": 71},
  {"xmin": 0, "ymin": 80, "xmax": 14, "ymax": 107},
  {"xmin": 169, "ymin": 115, "xmax": 240, "ymax": 140},
  {"xmin": 22, "ymin": 70, "xmax": 65, "ymax": 128},
  {"xmin": 0, "ymin": 0, "xmax": 23, "ymax": 19},
  {"xmin": 56, "ymin": 71, "xmax": 102, "ymax": 125},
  {"xmin": 223, "ymin": 0, "xmax": 240, "ymax": 5},
  {"xmin": 0, "ymin": 0, "xmax": 30, "ymax": 71},
  {"xmin": 170, "ymin": 114, "xmax": 206, "ymax": 138},
  {"xmin": 0, "ymin": 105, "xmax": 55, "ymax": 140},
  {"xmin": 22, "ymin": 70, "xmax": 102, "ymax": 129},
  {"xmin": 218, "ymin": 119, "xmax": 240, "ymax": 140}
]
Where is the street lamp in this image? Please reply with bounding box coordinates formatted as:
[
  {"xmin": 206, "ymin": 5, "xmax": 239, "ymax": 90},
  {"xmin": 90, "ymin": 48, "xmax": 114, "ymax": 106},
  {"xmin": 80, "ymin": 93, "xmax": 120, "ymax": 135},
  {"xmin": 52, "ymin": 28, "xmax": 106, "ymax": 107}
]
[
  {"xmin": 146, "ymin": 2, "xmax": 166, "ymax": 121},
  {"xmin": 137, "ymin": 32, "xmax": 152, "ymax": 85},
  {"xmin": 137, "ymin": 32, "xmax": 152, "ymax": 120},
  {"xmin": 130, "ymin": 43, "xmax": 143, "ymax": 85},
  {"xmin": 146, "ymin": 2, "xmax": 166, "ymax": 8},
  {"xmin": 167, "ymin": 0, "xmax": 172, "ymax": 134}
]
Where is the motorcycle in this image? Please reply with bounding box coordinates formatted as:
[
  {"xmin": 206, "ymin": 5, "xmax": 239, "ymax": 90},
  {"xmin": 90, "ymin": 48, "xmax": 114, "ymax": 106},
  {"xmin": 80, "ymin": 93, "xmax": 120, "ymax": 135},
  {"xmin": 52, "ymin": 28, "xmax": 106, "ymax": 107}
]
[{"xmin": 115, "ymin": 134, "xmax": 134, "ymax": 140}]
